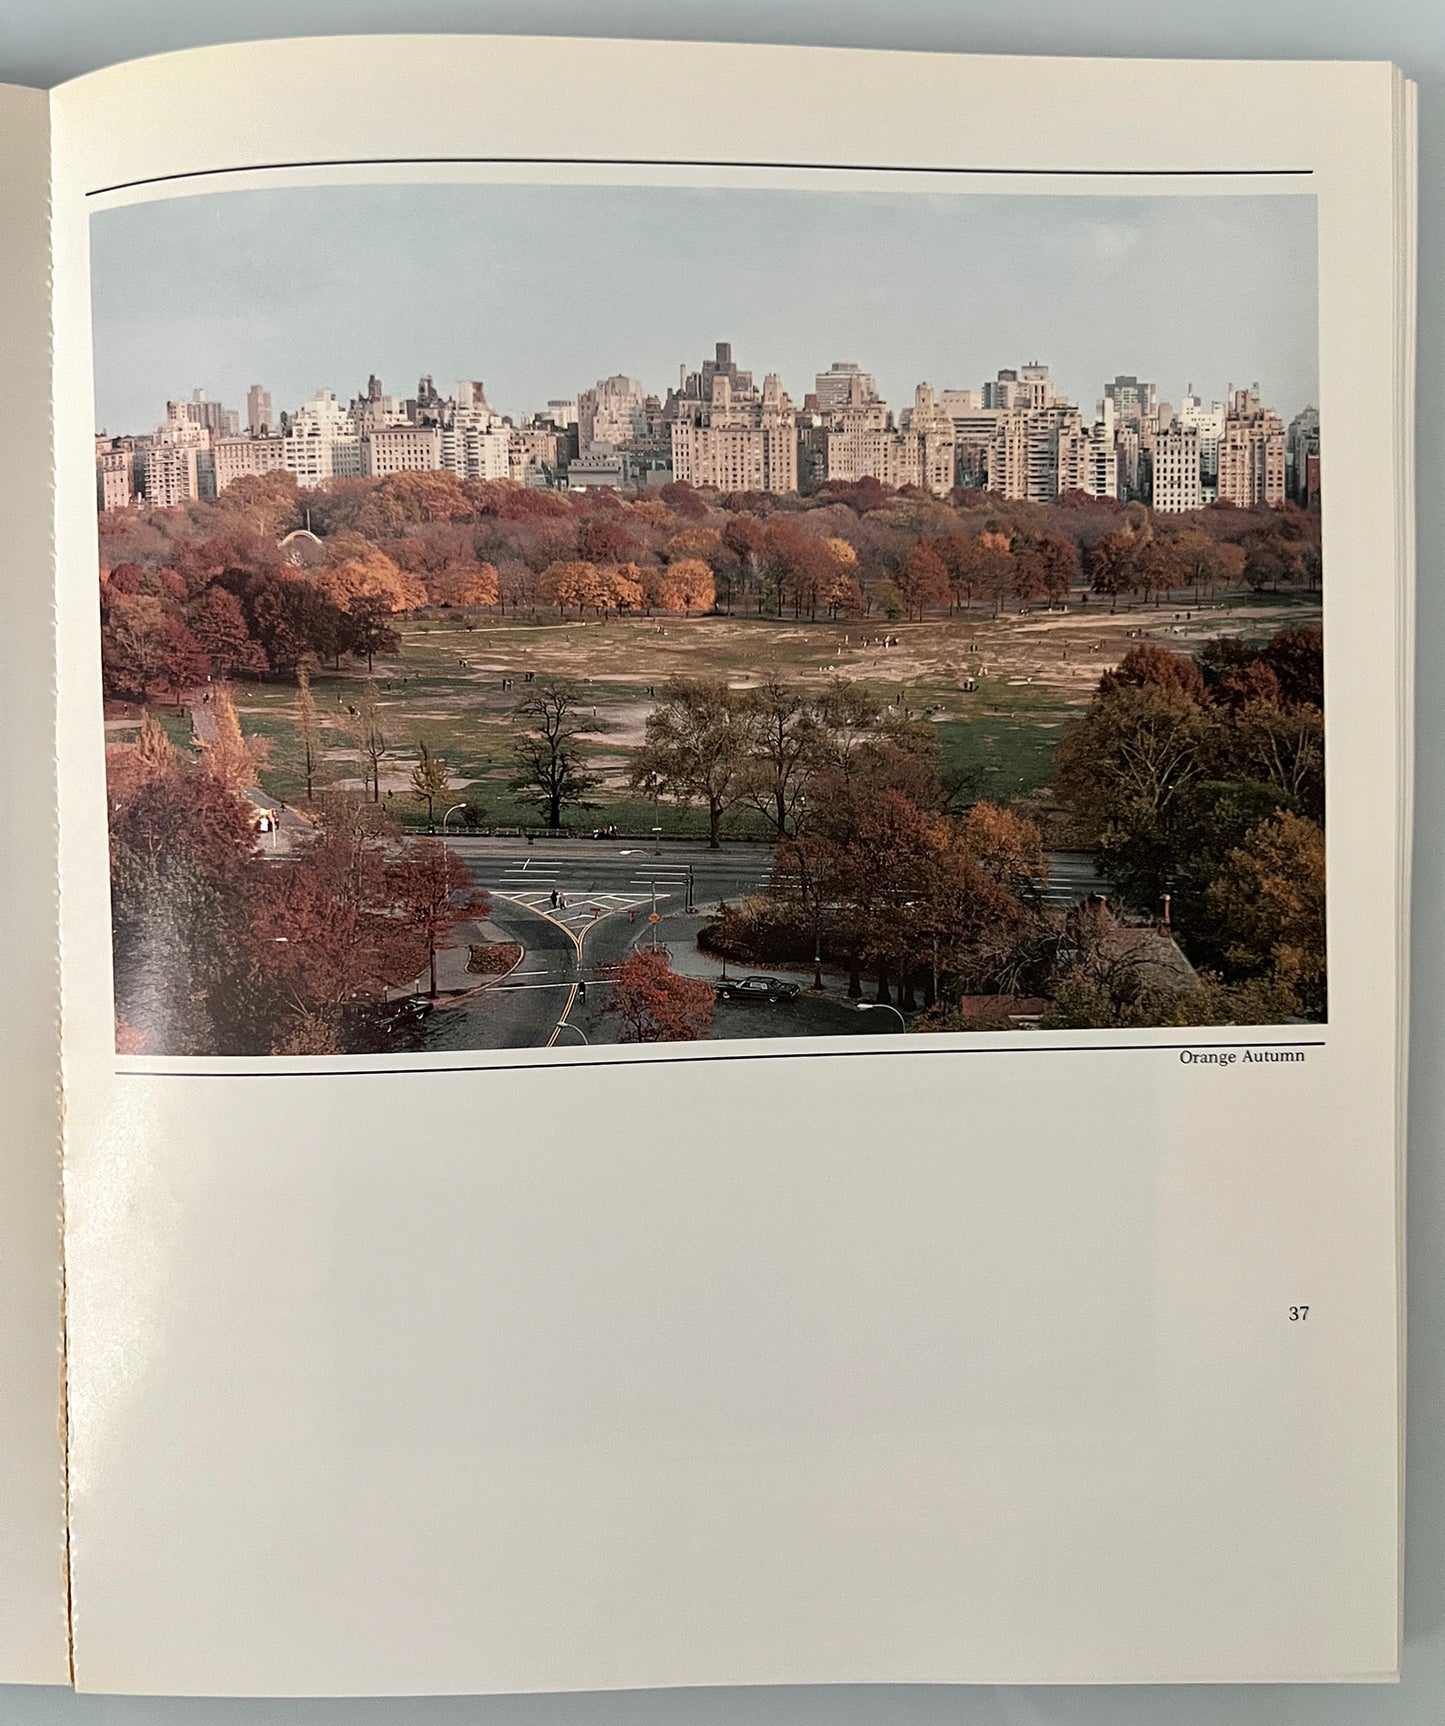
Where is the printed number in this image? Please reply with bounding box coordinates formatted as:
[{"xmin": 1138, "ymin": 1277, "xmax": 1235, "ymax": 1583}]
[{"xmin": 1289, "ymin": 1305, "xmax": 1310, "ymax": 1321}]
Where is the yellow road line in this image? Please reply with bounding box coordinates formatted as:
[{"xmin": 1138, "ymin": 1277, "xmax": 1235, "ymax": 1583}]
[{"xmin": 546, "ymin": 984, "xmax": 580, "ymax": 1047}]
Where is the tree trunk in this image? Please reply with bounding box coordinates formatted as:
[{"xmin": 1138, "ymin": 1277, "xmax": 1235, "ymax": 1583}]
[
  {"xmin": 428, "ymin": 939, "xmax": 438, "ymax": 998},
  {"xmin": 847, "ymin": 955, "xmax": 862, "ymax": 999},
  {"xmin": 875, "ymin": 968, "xmax": 891, "ymax": 1005},
  {"xmin": 708, "ymin": 800, "xmax": 721, "ymax": 849}
]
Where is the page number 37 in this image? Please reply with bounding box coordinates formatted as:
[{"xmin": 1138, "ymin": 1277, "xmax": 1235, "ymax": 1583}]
[{"xmin": 1289, "ymin": 1305, "xmax": 1311, "ymax": 1321}]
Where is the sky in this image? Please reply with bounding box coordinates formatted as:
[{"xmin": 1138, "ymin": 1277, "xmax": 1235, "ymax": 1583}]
[{"xmin": 90, "ymin": 182, "xmax": 1319, "ymax": 434}]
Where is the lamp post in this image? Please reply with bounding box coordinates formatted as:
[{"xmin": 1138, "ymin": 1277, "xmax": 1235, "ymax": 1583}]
[
  {"xmin": 441, "ymin": 803, "xmax": 467, "ymax": 834},
  {"xmin": 554, "ymin": 1021, "xmax": 589, "ymax": 1046},
  {"xmin": 857, "ymin": 1001, "xmax": 906, "ymax": 1032}
]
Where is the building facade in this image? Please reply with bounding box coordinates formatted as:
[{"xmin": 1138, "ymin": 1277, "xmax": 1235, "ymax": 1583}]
[
  {"xmin": 1217, "ymin": 387, "xmax": 1286, "ymax": 507},
  {"xmin": 1150, "ymin": 425, "xmax": 1205, "ymax": 513},
  {"xmin": 669, "ymin": 366, "xmax": 798, "ymax": 494}
]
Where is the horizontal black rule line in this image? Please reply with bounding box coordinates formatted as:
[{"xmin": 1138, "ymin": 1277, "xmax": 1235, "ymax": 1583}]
[{"xmin": 85, "ymin": 158, "xmax": 1314, "ymax": 197}]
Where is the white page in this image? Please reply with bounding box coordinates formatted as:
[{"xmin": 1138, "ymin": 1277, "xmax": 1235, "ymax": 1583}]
[
  {"xmin": 49, "ymin": 37, "xmax": 1411, "ymax": 1693},
  {"xmin": 0, "ymin": 82, "xmax": 73, "ymax": 1687}
]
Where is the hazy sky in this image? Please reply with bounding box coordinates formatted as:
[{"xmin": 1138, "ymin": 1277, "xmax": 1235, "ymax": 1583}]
[{"xmin": 90, "ymin": 183, "xmax": 1318, "ymax": 433}]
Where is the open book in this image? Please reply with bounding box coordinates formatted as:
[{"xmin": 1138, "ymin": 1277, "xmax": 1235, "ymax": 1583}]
[{"xmin": 0, "ymin": 34, "xmax": 1417, "ymax": 1695}]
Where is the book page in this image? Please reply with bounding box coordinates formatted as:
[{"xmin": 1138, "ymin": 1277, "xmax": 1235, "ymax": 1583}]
[
  {"xmin": 50, "ymin": 37, "xmax": 1410, "ymax": 1693},
  {"xmin": 0, "ymin": 82, "xmax": 73, "ymax": 1687}
]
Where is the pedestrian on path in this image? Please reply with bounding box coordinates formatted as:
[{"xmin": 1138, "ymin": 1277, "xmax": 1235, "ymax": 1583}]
[
  {"xmin": 550, "ymin": 888, "xmax": 559, "ymax": 909},
  {"xmin": 577, "ymin": 979, "xmax": 587, "ymax": 1004}
]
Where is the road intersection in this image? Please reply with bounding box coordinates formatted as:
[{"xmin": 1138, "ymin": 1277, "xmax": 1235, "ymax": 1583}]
[{"xmin": 427, "ymin": 836, "xmax": 1113, "ymax": 1050}]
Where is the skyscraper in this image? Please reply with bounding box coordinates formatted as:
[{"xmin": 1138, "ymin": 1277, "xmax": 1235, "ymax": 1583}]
[{"xmin": 246, "ymin": 384, "xmax": 272, "ymax": 438}]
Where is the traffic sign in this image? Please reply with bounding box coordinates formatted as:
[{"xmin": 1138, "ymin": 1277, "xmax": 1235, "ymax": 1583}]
[{"xmin": 648, "ymin": 911, "xmax": 661, "ymax": 924}]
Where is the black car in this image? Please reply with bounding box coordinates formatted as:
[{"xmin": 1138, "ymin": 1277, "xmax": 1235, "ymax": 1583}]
[{"xmin": 714, "ymin": 974, "xmax": 802, "ymax": 1004}]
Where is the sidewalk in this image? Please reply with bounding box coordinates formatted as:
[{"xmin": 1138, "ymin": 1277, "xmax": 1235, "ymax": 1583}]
[{"xmin": 431, "ymin": 916, "xmax": 518, "ymax": 996}]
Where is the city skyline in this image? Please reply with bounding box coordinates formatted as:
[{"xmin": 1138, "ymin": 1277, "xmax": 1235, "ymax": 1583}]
[{"xmin": 90, "ymin": 183, "xmax": 1319, "ymax": 433}]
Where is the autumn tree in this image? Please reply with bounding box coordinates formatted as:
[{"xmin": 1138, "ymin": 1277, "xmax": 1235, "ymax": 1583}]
[
  {"xmin": 1088, "ymin": 529, "xmax": 1140, "ymax": 612},
  {"xmin": 653, "ymin": 556, "xmax": 716, "ymax": 614},
  {"xmin": 602, "ymin": 948, "xmax": 715, "ymax": 1042},
  {"xmin": 1098, "ymin": 643, "xmax": 1210, "ymax": 705},
  {"xmin": 898, "ymin": 539, "xmax": 951, "ymax": 620},
  {"xmin": 1055, "ymin": 679, "xmax": 1211, "ymax": 910},
  {"xmin": 426, "ymin": 560, "xmax": 501, "ymax": 608},
  {"xmin": 1204, "ymin": 810, "xmax": 1326, "ymax": 1017},
  {"xmin": 630, "ymin": 678, "xmax": 751, "ymax": 847},
  {"xmin": 508, "ymin": 680, "xmax": 601, "ymax": 829},
  {"xmin": 187, "ymin": 585, "xmax": 266, "ymax": 677},
  {"xmin": 537, "ymin": 559, "xmax": 602, "ymax": 616},
  {"xmin": 409, "ymin": 741, "xmax": 453, "ymax": 829},
  {"xmin": 961, "ymin": 802, "xmax": 1047, "ymax": 899},
  {"xmin": 349, "ymin": 680, "xmax": 390, "ymax": 803},
  {"xmin": 721, "ymin": 515, "xmax": 768, "ymax": 611},
  {"xmin": 387, "ymin": 839, "xmax": 490, "ymax": 998},
  {"xmin": 1174, "ymin": 529, "xmax": 1246, "ymax": 603},
  {"xmin": 740, "ymin": 678, "xmax": 823, "ymax": 837},
  {"xmin": 100, "ymin": 592, "xmax": 210, "ymax": 703},
  {"xmin": 295, "ymin": 662, "xmax": 323, "ymax": 801},
  {"xmin": 577, "ymin": 515, "xmax": 636, "ymax": 565},
  {"xmin": 974, "ymin": 530, "xmax": 1017, "ymax": 616},
  {"xmin": 107, "ymin": 758, "xmax": 264, "ymax": 1054},
  {"xmin": 197, "ymin": 682, "xmax": 267, "ymax": 794}
]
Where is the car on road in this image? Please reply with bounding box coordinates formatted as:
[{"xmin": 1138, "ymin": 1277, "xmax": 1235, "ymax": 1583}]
[{"xmin": 714, "ymin": 974, "xmax": 802, "ymax": 1004}]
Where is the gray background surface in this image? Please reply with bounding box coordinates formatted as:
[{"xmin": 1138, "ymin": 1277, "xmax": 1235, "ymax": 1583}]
[{"xmin": 1, "ymin": 0, "xmax": 1437, "ymax": 1718}]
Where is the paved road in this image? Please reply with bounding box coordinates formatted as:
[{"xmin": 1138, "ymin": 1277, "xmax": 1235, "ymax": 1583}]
[
  {"xmin": 432, "ymin": 840, "xmax": 772, "ymax": 1050},
  {"xmin": 1039, "ymin": 850, "xmax": 1116, "ymax": 908},
  {"xmin": 427, "ymin": 837, "xmax": 1113, "ymax": 1052}
]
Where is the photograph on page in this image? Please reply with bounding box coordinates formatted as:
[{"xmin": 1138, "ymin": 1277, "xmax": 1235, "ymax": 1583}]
[{"xmin": 88, "ymin": 176, "xmax": 1324, "ymax": 1062}]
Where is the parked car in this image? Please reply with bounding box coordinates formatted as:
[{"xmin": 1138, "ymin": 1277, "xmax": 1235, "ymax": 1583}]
[{"xmin": 714, "ymin": 974, "xmax": 801, "ymax": 1004}]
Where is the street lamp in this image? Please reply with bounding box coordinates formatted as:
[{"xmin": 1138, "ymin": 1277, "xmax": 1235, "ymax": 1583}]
[
  {"xmin": 857, "ymin": 1001, "xmax": 907, "ymax": 1031},
  {"xmin": 554, "ymin": 1021, "xmax": 589, "ymax": 1046},
  {"xmin": 441, "ymin": 803, "xmax": 467, "ymax": 834}
]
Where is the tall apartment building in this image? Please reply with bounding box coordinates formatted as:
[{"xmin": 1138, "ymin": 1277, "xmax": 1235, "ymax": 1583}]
[
  {"xmin": 349, "ymin": 375, "xmax": 410, "ymax": 435},
  {"xmin": 212, "ymin": 431, "xmax": 357, "ymax": 491},
  {"xmin": 986, "ymin": 402, "xmax": 1108, "ymax": 504},
  {"xmin": 143, "ymin": 442, "xmax": 201, "ymax": 507},
  {"xmin": 362, "ymin": 425, "xmax": 443, "ymax": 478},
  {"xmin": 246, "ymin": 385, "xmax": 272, "ymax": 437},
  {"xmin": 670, "ymin": 369, "xmax": 798, "ymax": 494},
  {"xmin": 826, "ymin": 426, "xmax": 952, "ymax": 494},
  {"xmin": 577, "ymin": 375, "xmax": 648, "ymax": 452},
  {"xmin": 982, "ymin": 363, "xmax": 1057, "ymax": 414},
  {"xmin": 1103, "ymin": 374, "xmax": 1157, "ymax": 429},
  {"xmin": 96, "ymin": 444, "xmax": 135, "ymax": 512},
  {"xmin": 1178, "ymin": 387, "xmax": 1227, "ymax": 497},
  {"xmin": 1150, "ymin": 425, "xmax": 1205, "ymax": 513},
  {"xmin": 1287, "ymin": 406, "xmax": 1321, "ymax": 504},
  {"xmin": 166, "ymin": 390, "xmax": 239, "ymax": 438},
  {"xmin": 1217, "ymin": 386, "xmax": 1286, "ymax": 507},
  {"xmin": 1056, "ymin": 405, "xmax": 1119, "ymax": 501},
  {"xmin": 813, "ymin": 361, "xmax": 878, "ymax": 413},
  {"xmin": 509, "ymin": 428, "xmax": 562, "ymax": 486},
  {"xmin": 440, "ymin": 423, "xmax": 511, "ymax": 481}
]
